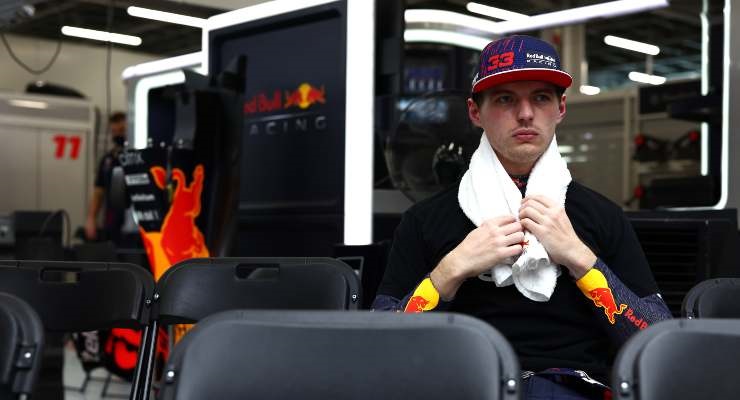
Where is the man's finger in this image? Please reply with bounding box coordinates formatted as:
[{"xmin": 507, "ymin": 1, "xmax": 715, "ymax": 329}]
[
  {"xmin": 523, "ymin": 194, "xmax": 556, "ymax": 208},
  {"xmin": 503, "ymin": 231, "xmax": 525, "ymax": 246},
  {"xmin": 498, "ymin": 221, "xmax": 523, "ymax": 236},
  {"xmin": 519, "ymin": 206, "xmax": 545, "ymax": 225},
  {"xmin": 520, "ymin": 199, "xmax": 548, "ymax": 215}
]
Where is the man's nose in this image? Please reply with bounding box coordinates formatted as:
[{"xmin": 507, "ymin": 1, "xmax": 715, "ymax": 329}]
[{"xmin": 517, "ymin": 100, "xmax": 534, "ymax": 122}]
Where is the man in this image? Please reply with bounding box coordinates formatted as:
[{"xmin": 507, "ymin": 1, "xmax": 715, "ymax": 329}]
[
  {"xmin": 373, "ymin": 35, "xmax": 672, "ymax": 399},
  {"xmin": 84, "ymin": 112, "xmax": 127, "ymax": 243}
]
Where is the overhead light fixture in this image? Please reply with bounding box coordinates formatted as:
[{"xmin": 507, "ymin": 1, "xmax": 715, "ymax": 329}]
[
  {"xmin": 579, "ymin": 85, "xmax": 601, "ymax": 95},
  {"xmin": 604, "ymin": 35, "xmax": 660, "ymax": 55},
  {"xmin": 466, "ymin": 2, "xmax": 528, "ymax": 21},
  {"xmin": 404, "ymin": 29, "xmax": 490, "ymax": 51},
  {"xmin": 628, "ymin": 71, "xmax": 666, "ymax": 85},
  {"xmin": 406, "ymin": 0, "xmax": 668, "ymax": 35},
  {"xmin": 61, "ymin": 26, "xmax": 142, "ymax": 46},
  {"xmin": 127, "ymin": 6, "xmax": 205, "ymax": 28},
  {"xmin": 8, "ymin": 99, "xmax": 48, "ymax": 109}
]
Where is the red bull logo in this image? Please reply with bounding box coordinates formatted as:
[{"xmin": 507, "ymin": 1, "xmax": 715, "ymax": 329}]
[
  {"xmin": 588, "ymin": 287, "xmax": 627, "ymax": 324},
  {"xmin": 284, "ymin": 83, "xmax": 326, "ymax": 110},
  {"xmin": 576, "ymin": 268, "xmax": 627, "ymax": 325},
  {"xmin": 405, "ymin": 296, "xmax": 430, "ymax": 313},
  {"xmin": 243, "ymin": 82, "xmax": 327, "ymax": 116},
  {"xmin": 403, "ymin": 278, "xmax": 440, "ymax": 313},
  {"xmin": 139, "ymin": 164, "xmax": 210, "ymax": 281}
]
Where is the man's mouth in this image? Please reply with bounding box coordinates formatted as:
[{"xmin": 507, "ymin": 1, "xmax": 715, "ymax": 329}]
[{"xmin": 513, "ymin": 129, "xmax": 539, "ymax": 141}]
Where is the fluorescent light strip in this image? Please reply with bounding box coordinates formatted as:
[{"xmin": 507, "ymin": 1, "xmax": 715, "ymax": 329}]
[
  {"xmin": 405, "ymin": 9, "xmax": 501, "ymax": 33},
  {"xmin": 122, "ymin": 52, "xmax": 203, "ymax": 80},
  {"xmin": 127, "ymin": 6, "xmax": 205, "ymax": 28},
  {"xmin": 465, "ymin": 2, "xmax": 528, "ymax": 21},
  {"xmin": 203, "ymin": 0, "xmax": 338, "ymax": 74},
  {"xmin": 716, "ymin": 0, "xmax": 731, "ymax": 209},
  {"xmin": 8, "ymin": 99, "xmax": 48, "ymax": 109},
  {"xmin": 404, "ymin": 29, "xmax": 490, "ymax": 50},
  {"xmin": 344, "ymin": 0, "xmax": 374, "ymax": 245},
  {"xmin": 628, "ymin": 71, "xmax": 666, "ymax": 85},
  {"xmin": 700, "ymin": 9, "xmax": 710, "ymax": 175},
  {"xmin": 61, "ymin": 26, "xmax": 141, "ymax": 46},
  {"xmin": 407, "ymin": 1, "xmax": 668, "ymax": 35},
  {"xmin": 133, "ymin": 71, "xmax": 186, "ymax": 149},
  {"xmin": 491, "ymin": 0, "xmax": 669, "ymax": 34},
  {"xmin": 604, "ymin": 35, "xmax": 660, "ymax": 55},
  {"xmin": 579, "ymin": 85, "xmax": 601, "ymax": 95}
]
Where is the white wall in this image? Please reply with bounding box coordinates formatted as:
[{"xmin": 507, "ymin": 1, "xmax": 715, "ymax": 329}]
[{"xmin": 0, "ymin": 33, "xmax": 159, "ymax": 117}]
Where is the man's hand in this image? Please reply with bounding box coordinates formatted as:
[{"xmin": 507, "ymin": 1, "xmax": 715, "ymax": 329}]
[
  {"xmin": 518, "ymin": 195, "xmax": 596, "ymax": 279},
  {"xmin": 84, "ymin": 216, "xmax": 97, "ymax": 241},
  {"xmin": 430, "ymin": 215, "xmax": 524, "ymax": 300}
]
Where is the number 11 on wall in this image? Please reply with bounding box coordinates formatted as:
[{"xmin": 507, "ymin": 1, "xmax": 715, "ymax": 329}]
[{"xmin": 53, "ymin": 135, "xmax": 82, "ymax": 160}]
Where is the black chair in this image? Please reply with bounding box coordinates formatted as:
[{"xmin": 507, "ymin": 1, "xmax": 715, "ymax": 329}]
[
  {"xmin": 158, "ymin": 310, "xmax": 521, "ymax": 400},
  {"xmin": 0, "ymin": 293, "xmax": 44, "ymax": 400},
  {"xmin": 681, "ymin": 278, "xmax": 740, "ymax": 318},
  {"xmin": 612, "ymin": 319, "xmax": 740, "ymax": 400},
  {"xmin": 0, "ymin": 260, "xmax": 155, "ymax": 400},
  {"xmin": 139, "ymin": 257, "xmax": 361, "ymax": 399}
]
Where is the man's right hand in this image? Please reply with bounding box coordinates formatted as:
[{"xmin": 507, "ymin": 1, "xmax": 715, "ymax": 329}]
[
  {"xmin": 430, "ymin": 215, "xmax": 524, "ymax": 301},
  {"xmin": 84, "ymin": 217, "xmax": 97, "ymax": 241}
]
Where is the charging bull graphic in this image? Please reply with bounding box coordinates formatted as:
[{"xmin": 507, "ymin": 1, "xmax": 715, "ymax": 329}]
[
  {"xmin": 139, "ymin": 164, "xmax": 210, "ymax": 281},
  {"xmin": 404, "ymin": 278, "xmax": 440, "ymax": 313},
  {"xmin": 576, "ymin": 268, "xmax": 627, "ymax": 324}
]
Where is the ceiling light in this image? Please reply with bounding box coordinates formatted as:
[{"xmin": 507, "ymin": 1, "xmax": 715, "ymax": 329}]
[
  {"xmin": 404, "ymin": 29, "xmax": 490, "ymax": 51},
  {"xmin": 406, "ymin": 0, "xmax": 668, "ymax": 35},
  {"xmin": 579, "ymin": 85, "xmax": 601, "ymax": 95},
  {"xmin": 604, "ymin": 35, "xmax": 660, "ymax": 55},
  {"xmin": 628, "ymin": 71, "xmax": 666, "ymax": 85},
  {"xmin": 127, "ymin": 6, "xmax": 205, "ymax": 28},
  {"xmin": 61, "ymin": 26, "xmax": 141, "ymax": 46},
  {"xmin": 466, "ymin": 2, "xmax": 528, "ymax": 21},
  {"xmin": 8, "ymin": 99, "xmax": 48, "ymax": 109},
  {"xmin": 491, "ymin": 0, "xmax": 669, "ymax": 34}
]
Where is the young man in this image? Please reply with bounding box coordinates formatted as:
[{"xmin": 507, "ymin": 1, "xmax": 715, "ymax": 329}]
[
  {"xmin": 373, "ymin": 35, "xmax": 672, "ymax": 399},
  {"xmin": 84, "ymin": 112, "xmax": 128, "ymax": 243}
]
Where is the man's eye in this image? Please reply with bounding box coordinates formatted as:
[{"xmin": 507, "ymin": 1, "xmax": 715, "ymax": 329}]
[
  {"xmin": 495, "ymin": 96, "xmax": 513, "ymax": 104},
  {"xmin": 534, "ymin": 94, "xmax": 552, "ymax": 102}
]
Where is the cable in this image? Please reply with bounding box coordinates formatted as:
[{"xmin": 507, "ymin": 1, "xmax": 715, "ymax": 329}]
[
  {"xmin": 37, "ymin": 209, "xmax": 72, "ymax": 248},
  {"xmin": 0, "ymin": 30, "xmax": 62, "ymax": 75}
]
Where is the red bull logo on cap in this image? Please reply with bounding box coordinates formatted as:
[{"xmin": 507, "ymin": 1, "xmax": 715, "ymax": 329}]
[{"xmin": 576, "ymin": 268, "xmax": 627, "ymax": 325}]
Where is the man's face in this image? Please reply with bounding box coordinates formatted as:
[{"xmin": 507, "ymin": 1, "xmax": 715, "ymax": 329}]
[
  {"xmin": 467, "ymin": 80, "xmax": 566, "ymax": 174},
  {"xmin": 110, "ymin": 120, "xmax": 126, "ymax": 139}
]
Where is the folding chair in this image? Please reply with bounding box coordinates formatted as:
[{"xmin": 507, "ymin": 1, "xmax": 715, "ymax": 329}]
[
  {"xmin": 613, "ymin": 319, "xmax": 740, "ymax": 400},
  {"xmin": 0, "ymin": 293, "xmax": 44, "ymax": 400},
  {"xmin": 138, "ymin": 257, "xmax": 361, "ymax": 399},
  {"xmin": 159, "ymin": 310, "xmax": 521, "ymax": 400},
  {"xmin": 681, "ymin": 278, "xmax": 740, "ymax": 318},
  {"xmin": 0, "ymin": 261, "xmax": 155, "ymax": 400}
]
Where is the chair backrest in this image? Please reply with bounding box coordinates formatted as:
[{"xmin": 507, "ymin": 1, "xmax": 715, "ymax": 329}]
[
  {"xmin": 0, "ymin": 293, "xmax": 44, "ymax": 399},
  {"xmin": 613, "ymin": 319, "xmax": 740, "ymax": 400},
  {"xmin": 154, "ymin": 257, "xmax": 361, "ymax": 324},
  {"xmin": 681, "ymin": 278, "xmax": 740, "ymax": 318},
  {"xmin": 159, "ymin": 310, "xmax": 521, "ymax": 400},
  {"xmin": 0, "ymin": 261, "xmax": 154, "ymax": 331}
]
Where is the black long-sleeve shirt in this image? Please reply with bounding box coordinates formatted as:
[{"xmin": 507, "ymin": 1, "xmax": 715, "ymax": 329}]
[{"xmin": 373, "ymin": 180, "xmax": 671, "ymax": 383}]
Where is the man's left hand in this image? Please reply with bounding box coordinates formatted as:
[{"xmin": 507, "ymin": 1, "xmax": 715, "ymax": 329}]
[{"xmin": 518, "ymin": 194, "xmax": 596, "ymax": 279}]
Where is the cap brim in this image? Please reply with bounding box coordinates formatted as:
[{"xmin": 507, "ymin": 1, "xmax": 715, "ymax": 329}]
[{"xmin": 472, "ymin": 68, "xmax": 573, "ymax": 93}]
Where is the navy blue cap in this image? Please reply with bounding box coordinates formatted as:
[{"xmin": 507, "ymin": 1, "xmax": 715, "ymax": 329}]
[{"xmin": 472, "ymin": 35, "xmax": 573, "ymax": 93}]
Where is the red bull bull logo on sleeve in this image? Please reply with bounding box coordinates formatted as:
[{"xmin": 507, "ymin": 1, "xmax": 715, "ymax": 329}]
[
  {"xmin": 576, "ymin": 268, "xmax": 627, "ymax": 324},
  {"xmin": 404, "ymin": 278, "xmax": 440, "ymax": 313}
]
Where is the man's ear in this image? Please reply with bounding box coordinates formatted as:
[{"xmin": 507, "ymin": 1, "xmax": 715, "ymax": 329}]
[
  {"xmin": 467, "ymin": 98, "xmax": 482, "ymax": 127},
  {"xmin": 556, "ymin": 94, "xmax": 567, "ymax": 123}
]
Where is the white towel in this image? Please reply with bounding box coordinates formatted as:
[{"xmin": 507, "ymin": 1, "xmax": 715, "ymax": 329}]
[{"xmin": 458, "ymin": 133, "xmax": 571, "ymax": 302}]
